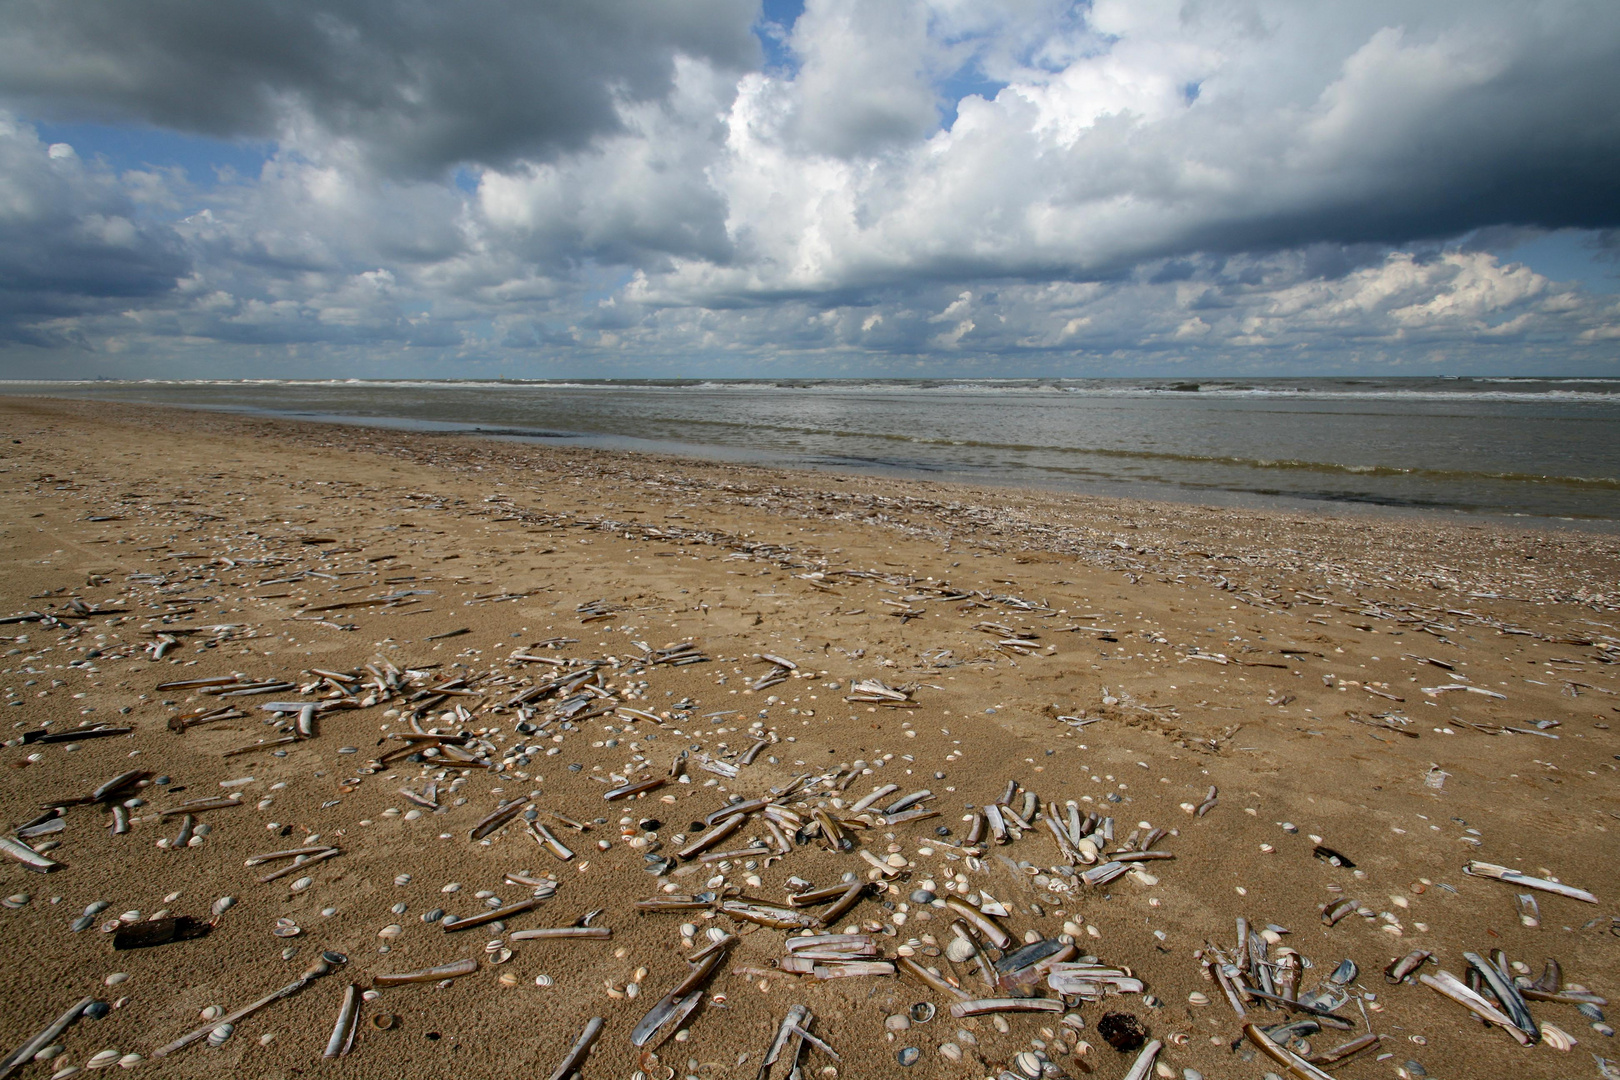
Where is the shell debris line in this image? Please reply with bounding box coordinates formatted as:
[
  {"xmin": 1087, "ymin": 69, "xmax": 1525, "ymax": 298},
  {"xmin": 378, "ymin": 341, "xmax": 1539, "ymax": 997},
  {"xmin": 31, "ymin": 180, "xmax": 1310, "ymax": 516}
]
[{"xmin": 0, "ymin": 396, "xmax": 1616, "ymax": 1079}]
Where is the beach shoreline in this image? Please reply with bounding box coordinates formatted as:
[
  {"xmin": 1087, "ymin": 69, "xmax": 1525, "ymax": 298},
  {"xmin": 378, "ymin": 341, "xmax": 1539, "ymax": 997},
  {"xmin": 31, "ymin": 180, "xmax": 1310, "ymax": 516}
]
[
  {"xmin": 0, "ymin": 395, "xmax": 1615, "ymax": 1080},
  {"xmin": 4, "ymin": 380, "xmax": 1617, "ymax": 531}
]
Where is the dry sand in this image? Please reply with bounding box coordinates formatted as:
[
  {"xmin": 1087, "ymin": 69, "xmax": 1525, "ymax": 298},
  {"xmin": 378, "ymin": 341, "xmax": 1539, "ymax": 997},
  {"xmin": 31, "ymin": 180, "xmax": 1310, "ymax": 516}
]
[{"xmin": 0, "ymin": 396, "xmax": 1616, "ymax": 1080}]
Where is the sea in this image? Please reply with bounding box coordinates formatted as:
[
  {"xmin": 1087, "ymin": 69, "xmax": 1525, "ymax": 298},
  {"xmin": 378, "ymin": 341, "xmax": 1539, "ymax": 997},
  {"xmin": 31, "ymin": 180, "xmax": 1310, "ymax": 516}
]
[{"xmin": 5, "ymin": 377, "xmax": 1618, "ymax": 527}]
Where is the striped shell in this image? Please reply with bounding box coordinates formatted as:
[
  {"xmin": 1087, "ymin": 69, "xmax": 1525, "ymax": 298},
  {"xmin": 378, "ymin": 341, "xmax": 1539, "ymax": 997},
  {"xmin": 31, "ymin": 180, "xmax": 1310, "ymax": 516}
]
[
  {"xmin": 1540, "ymin": 1022, "xmax": 1576, "ymax": 1051},
  {"xmin": 207, "ymin": 1023, "xmax": 234, "ymax": 1048},
  {"xmin": 85, "ymin": 1050, "xmax": 120, "ymax": 1069}
]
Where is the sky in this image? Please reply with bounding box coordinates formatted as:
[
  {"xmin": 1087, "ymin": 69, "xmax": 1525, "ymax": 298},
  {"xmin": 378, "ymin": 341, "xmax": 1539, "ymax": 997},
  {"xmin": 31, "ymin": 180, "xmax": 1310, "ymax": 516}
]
[{"xmin": 1, "ymin": 0, "xmax": 1618, "ymax": 379}]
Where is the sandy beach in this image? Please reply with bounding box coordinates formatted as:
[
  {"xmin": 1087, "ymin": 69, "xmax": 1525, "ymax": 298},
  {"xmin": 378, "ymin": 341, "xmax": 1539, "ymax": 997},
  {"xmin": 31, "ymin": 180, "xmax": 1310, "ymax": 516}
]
[{"xmin": 0, "ymin": 395, "xmax": 1616, "ymax": 1080}]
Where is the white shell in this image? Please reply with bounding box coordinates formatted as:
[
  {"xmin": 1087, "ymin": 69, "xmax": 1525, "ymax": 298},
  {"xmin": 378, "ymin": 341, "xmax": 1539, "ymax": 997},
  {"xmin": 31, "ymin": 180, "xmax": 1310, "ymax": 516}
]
[
  {"xmin": 1188, "ymin": 991, "xmax": 1210, "ymax": 1006},
  {"xmin": 103, "ymin": 973, "xmax": 128, "ymax": 986},
  {"xmin": 534, "ymin": 974, "xmax": 554, "ymax": 987},
  {"xmin": 944, "ymin": 938, "xmax": 976, "ymax": 963},
  {"xmin": 1013, "ymin": 1051, "xmax": 1044, "ymax": 1078},
  {"xmin": 211, "ymin": 897, "xmax": 235, "ymax": 916},
  {"xmin": 86, "ymin": 1051, "xmax": 120, "ymax": 1069},
  {"xmin": 1540, "ymin": 1022, "xmax": 1576, "ymax": 1051},
  {"xmin": 199, "ymin": 1006, "xmax": 222, "ymax": 1022},
  {"xmin": 289, "ymin": 877, "xmax": 312, "ymax": 893},
  {"xmin": 207, "ymin": 1023, "xmax": 234, "ymax": 1048},
  {"xmin": 394, "ymin": 874, "xmax": 411, "ymax": 886},
  {"xmin": 378, "ymin": 924, "xmax": 402, "ymax": 940},
  {"xmin": 885, "ymin": 1015, "xmax": 910, "ymax": 1032},
  {"xmin": 116, "ymin": 1054, "xmax": 141, "ymax": 1068},
  {"xmin": 939, "ymin": 1042, "xmax": 961, "ymax": 1061}
]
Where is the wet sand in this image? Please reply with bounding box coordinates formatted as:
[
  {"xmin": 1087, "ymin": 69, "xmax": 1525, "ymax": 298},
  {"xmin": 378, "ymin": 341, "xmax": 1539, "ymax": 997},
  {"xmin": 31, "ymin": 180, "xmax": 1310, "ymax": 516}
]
[{"xmin": 0, "ymin": 395, "xmax": 1616, "ymax": 1080}]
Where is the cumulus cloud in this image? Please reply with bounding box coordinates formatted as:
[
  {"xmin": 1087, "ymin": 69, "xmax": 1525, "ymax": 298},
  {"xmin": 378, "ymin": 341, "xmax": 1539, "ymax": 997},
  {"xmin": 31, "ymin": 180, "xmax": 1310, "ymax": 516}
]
[
  {"xmin": 0, "ymin": 117, "xmax": 187, "ymax": 344},
  {"xmin": 0, "ymin": 0, "xmax": 1617, "ymax": 373}
]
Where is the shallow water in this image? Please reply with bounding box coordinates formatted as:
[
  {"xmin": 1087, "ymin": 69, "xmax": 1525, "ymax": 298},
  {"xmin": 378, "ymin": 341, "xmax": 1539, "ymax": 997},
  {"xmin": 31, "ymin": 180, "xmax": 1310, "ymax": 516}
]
[{"xmin": 6, "ymin": 377, "xmax": 1618, "ymax": 524}]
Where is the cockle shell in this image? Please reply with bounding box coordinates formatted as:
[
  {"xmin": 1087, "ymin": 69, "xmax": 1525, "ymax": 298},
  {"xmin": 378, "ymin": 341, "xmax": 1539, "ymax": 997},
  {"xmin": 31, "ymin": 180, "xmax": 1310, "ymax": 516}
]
[{"xmin": 207, "ymin": 1024, "xmax": 234, "ymax": 1048}]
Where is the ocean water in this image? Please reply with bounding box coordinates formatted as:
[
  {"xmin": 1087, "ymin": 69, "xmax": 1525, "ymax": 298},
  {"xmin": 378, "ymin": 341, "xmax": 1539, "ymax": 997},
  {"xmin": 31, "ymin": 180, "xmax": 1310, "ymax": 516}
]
[{"xmin": 5, "ymin": 377, "xmax": 1619, "ymax": 525}]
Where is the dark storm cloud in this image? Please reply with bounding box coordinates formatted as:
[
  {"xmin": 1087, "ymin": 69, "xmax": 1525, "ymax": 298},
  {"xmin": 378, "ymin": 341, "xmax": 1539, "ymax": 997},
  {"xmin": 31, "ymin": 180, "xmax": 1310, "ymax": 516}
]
[{"xmin": 0, "ymin": 0, "xmax": 760, "ymax": 175}]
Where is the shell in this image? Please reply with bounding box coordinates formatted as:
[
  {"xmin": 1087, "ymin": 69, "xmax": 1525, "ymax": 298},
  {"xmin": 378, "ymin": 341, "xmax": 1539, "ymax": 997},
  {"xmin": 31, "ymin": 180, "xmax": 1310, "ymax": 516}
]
[
  {"xmin": 1540, "ymin": 1023, "xmax": 1576, "ymax": 1051},
  {"xmin": 103, "ymin": 974, "xmax": 128, "ymax": 987},
  {"xmin": 944, "ymin": 938, "xmax": 976, "ymax": 963},
  {"xmin": 199, "ymin": 1006, "xmax": 222, "ymax": 1022},
  {"xmin": 534, "ymin": 974, "xmax": 554, "ymax": 987},
  {"xmin": 258, "ymin": 1034, "xmax": 273, "ymax": 1046},
  {"xmin": 1013, "ymin": 1051, "xmax": 1045, "ymax": 1078},
  {"xmin": 885, "ymin": 1015, "xmax": 911, "ymax": 1033},
  {"xmin": 896, "ymin": 1047, "xmax": 920, "ymax": 1067},
  {"xmin": 289, "ymin": 877, "xmax": 312, "ymax": 893},
  {"xmin": 4, "ymin": 894, "xmax": 30, "ymax": 909},
  {"xmin": 394, "ymin": 874, "xmax": 411, "ymax": 886},
  {"xmin": 207, "ymin": 1024, "xmax": 234, "ymax": 1048},
  {"xmin": 1187, "ymin": 991, "xmax": 1210, "ymax": 1007},
  {"xmin": 211, "ymin": 897, "xmax": 235, "ymax": 916},
  {"xmin": 909, "ymin": 1002, "xmax": 936, "ymax": 1024},
  {"xmin": 378, "ymin": 924, "xmax": 402, "ymax": 940},
  {"xmin": 116, "ymin": 1054, "xmax": 141, "ymax": 1069},
  {"xmin": 272, "ymin": 921, "xmax": 301, "ymax": 938},
  {"xmin": 86, "ymin": 1051, "xmax": 121, "ymax": 1070},
  {"xmin": 939, "ymin": 1042, "xmax": 961, "ymax": 1062}
]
